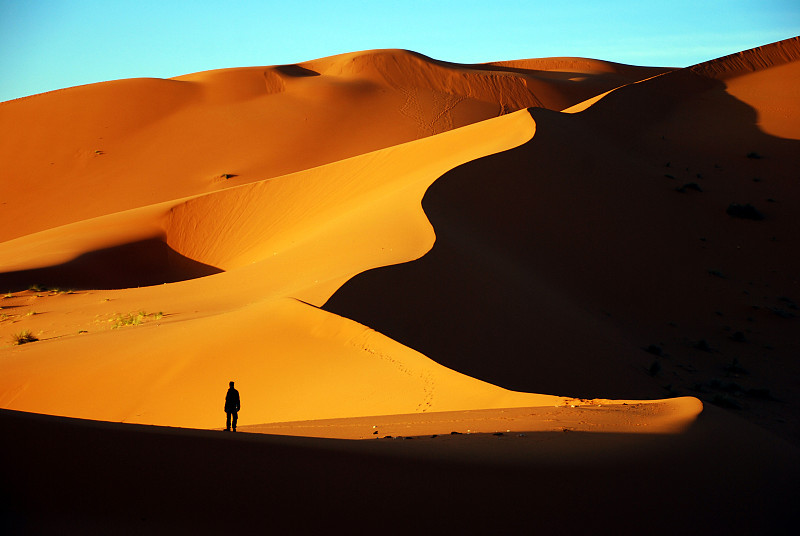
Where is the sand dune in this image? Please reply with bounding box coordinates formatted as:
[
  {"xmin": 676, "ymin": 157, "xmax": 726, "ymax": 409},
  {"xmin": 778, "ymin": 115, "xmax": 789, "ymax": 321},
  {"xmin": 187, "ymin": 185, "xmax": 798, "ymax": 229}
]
[
  {"xmin": 241, "ymin": 396, "xmax": 704, "ymax": 439},
  {"xmin": 326, "ymin": 37, "xmax": 800, "ymax": 442},
  {"xmin": 0, "ymin": 110, "xmax": 560, "ymax": 428},
  {"xmin": 0, "ymin": 49, "xmax": 664, "ymax": 242},
  {"xmin": 2, "ymin": 404, "xmax": 797, "ymax": 534},
  {"xmin": 1, "ymin": 37, "xmax": 799, "ymax": 533}
]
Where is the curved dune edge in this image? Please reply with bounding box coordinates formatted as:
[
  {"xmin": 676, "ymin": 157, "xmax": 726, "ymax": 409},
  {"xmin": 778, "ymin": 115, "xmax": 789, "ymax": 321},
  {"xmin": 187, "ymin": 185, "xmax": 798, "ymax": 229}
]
[
  {"xmin": 689, "ymin": 36, "xmax": 800, "ymax": 80},
  {"xmin": 3, "ymin": 38, "xmax": 795, "ymax": 436},
  {"xmin": 0, "ymin": 103, "xmax": 704, "ymax": 433},
  {"xmin": 0, "ymin": 107, "xmax": 537, "ymax": 291},
  {"xmin": 0, "ymin": 49, "xmax": 663, "ymax": 244},
  {"xmin": 240, "ymin": 396, "xmax": 704, "ymax": 439},
  {"xmin": 719, "ymin": 38, "xmax": 800, "ymax": 140},
  {"xmin": 1, "ymin": 110, "xmax": 567, "ymax": 429},
  {"xmin": 563, "ymin": 36, "xmax": 800, "ymax": 135}
]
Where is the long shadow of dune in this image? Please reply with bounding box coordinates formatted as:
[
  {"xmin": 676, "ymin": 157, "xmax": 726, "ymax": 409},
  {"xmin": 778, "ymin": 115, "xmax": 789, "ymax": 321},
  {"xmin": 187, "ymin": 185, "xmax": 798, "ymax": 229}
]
[
  {"xmin": 1, "ymin": 408, "xmax": 796, "ymax": 534},
  {"xmin": 0, "ymin": 238, "xmax": 222, "ymax": 291},
  {"xmin": 325, "ymin": 69, "xmax": 800, "ymax": 399}
]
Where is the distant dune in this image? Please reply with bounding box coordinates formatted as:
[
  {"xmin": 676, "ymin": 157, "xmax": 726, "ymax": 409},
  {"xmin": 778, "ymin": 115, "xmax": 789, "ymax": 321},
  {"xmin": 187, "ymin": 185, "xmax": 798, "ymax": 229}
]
[{"xmin": 1, "ymin": 37, "xmax": 799, "ymax": 533}]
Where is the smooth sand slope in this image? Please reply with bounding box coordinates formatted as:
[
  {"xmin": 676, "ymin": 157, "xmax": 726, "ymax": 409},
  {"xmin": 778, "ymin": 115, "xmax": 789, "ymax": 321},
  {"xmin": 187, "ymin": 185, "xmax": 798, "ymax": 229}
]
[
  {"xmin": 1, "ymin": 51, "xmax": 673, "ymax": 429},
  {"xmin": 1, "ymin": 38, "xmax": 799, "ymax": 533},
  {"xmin": 0, "ymin": 110, "xmax": 570, "ymax": 428},
  {"xmin": 326, "ymin": 36, "xmax": 800, "ymax": 444}
]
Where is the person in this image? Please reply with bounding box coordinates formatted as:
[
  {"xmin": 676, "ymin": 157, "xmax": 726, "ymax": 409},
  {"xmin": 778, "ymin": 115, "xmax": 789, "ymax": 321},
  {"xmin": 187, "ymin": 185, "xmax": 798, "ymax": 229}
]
[{"xmin": 224, "ymin": 381, "xmax": 241, "ymax": 432}]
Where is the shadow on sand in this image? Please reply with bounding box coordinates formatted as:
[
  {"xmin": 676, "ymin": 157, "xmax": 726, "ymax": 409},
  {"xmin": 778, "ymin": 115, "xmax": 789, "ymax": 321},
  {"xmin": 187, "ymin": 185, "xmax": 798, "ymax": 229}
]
[
  {"xmin": 324, "ymin": 71, "xmax": 800, "ymax": 400},
  {"xmin": 0, "ymin": 407, "xmax": 796, "ymax": 534},
  {"xmin": 0, "ymin": 238, "xmax": 222, "ymax": 292}
]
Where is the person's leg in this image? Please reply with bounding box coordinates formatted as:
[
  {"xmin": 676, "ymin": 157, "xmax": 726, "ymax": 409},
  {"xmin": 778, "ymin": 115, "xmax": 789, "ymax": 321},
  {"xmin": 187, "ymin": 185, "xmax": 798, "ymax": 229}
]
[
  {"xmin": 226, "ymin": 412, "xmax": 231, "ymax": 431},
  {"xmin": 232, "ymin": 411, "xmax": 238, "ymax": 431}
]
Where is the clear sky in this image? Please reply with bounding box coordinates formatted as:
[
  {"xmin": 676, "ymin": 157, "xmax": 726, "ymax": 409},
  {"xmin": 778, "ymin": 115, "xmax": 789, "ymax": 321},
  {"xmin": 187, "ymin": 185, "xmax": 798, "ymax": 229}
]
[{"xmin": 1, "ymin": 0, "xmax": 797, "ymax": 102}]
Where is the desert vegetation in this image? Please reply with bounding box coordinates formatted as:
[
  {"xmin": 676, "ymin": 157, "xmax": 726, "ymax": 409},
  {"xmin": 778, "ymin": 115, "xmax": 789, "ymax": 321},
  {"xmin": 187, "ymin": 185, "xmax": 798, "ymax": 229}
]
[
  {"xmin": 111, "ymin": 311, "xmax": 164, "ymax": 329},
  {"xmin": 11, "ymin": 330, "xmax": 38, "ymax": 345},
  {"xmin": 726, "ymin": 203, "xmax": 765, "ymax": 220}
]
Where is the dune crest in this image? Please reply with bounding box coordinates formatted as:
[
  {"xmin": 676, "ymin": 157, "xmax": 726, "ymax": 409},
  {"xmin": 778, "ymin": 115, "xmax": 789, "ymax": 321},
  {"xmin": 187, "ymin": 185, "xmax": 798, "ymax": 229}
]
[
  {"xmin": 242, "ymin": 396, "xmax": 704, "ymax": 439},
  {"xmin": 3, "ymin": 38, "xmax": 800, "ymax": 534},
  {"xmin": 4, "ymin": 39, "xmax": 799, "ymax": 448},
  {"xmin": 0, "ymin": 49, "xmax": 669, "ymax": 242},
  {"xmin": 690, "ymin": 35, "xmax": 800, "ymax": 79},
  {"xmin": 324, "ymin": 37, "xmax": 800, "ymax": 443}
]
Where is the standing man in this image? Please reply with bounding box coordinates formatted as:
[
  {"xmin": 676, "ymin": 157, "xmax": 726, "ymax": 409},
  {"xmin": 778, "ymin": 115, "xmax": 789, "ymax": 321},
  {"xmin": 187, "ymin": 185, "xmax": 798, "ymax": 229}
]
[{"xmin": 224, "ymin": 381, "xmax": 241, "ymax": 432}]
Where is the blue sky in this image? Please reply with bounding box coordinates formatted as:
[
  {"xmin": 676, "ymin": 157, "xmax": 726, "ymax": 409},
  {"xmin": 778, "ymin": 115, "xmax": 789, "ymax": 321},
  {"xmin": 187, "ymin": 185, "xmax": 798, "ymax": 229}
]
[{"xmin": 1, "ymin": 0, "xmax": 797, "ymax": 102}]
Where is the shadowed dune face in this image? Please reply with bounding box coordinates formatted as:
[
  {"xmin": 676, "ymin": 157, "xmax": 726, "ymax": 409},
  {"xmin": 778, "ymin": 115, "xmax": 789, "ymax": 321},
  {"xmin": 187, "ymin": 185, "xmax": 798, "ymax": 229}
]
[
  {"xmin": 2, "ymin": 406, "xmax": 797, "ymax": 535},
  {"xmin": 273, "ymin": 64, "xmax": 321, "ymax": 77},
  {"xmin": 325, "ymin": 52, "xmax": 800, "ymax": 438},
  {"xmin": 0, "ymin": 238, "xmax": 221, "ymax": 291}
]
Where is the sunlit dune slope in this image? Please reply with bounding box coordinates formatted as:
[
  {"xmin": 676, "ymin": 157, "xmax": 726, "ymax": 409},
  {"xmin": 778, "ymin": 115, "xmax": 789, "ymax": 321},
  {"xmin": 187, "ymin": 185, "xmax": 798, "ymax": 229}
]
[
  {"xmin": 0, "ymin": 111, "xmax": 577, "ymax": 429},
  {"xmin": 242, "ymin": 395, "xmax": 704, "ymax": 439},
  {"xmin": 2, "ymin": 38, "xmax": 797, "ymax": 443},
  {"xmin": 325, "ymin": 37, "xmax": 800, "ymax": 443},
  {"xmin": 0, "ymin": 49, "xmax": 662, "ymax": 242},
  {"xmin": 691, "ymin": 38, "xmax": 800, "ymax": 140},
  {"xmin": 3, "ymin": 37, "xmax": 800, "ymax": 535}
]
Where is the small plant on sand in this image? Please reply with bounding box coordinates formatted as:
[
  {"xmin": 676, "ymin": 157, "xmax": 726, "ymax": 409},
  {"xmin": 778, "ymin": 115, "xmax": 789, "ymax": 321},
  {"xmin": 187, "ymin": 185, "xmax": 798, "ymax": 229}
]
[
  {"xmin": 730, "ymin": 331, "xmax": 748, "ymax": 343},
  {"xmin": 711, "ymin": 393, "xmax": 743, "ymax": 410},
  {"xmin": 111, "ymin": 311, "xmax": 163, "ymax": 329},
  {"xmin": 675, "ymin": 182, "xmax": 703, "ymax": 193},
  {"xmin": 746, "ymin": 387, "xmax": 774, "ymax": 400},
  {"xmin": 726, "ymin": 203, "xmax": 764, "ymax": 220},
  {"xmin": 644, "ymin": 344, "xmax": 664, "ymax": 357},
  {"xmin": 11, "ymin": 330, "xmax": 38, "ymax": 345},
  {"xmin": 693, "ymin": 339, "xmax": 714, "ymax": 352},
  {"xmin": 112, "ymin": 311, "xmax": 147, "ymax": 328},
  {"xmin": 724, "ymin": 357, "xmax": 748, "ymax": 375},
  {"xmin": 47, "ymin": 288, "xmax": 74, "ymax": 295}
]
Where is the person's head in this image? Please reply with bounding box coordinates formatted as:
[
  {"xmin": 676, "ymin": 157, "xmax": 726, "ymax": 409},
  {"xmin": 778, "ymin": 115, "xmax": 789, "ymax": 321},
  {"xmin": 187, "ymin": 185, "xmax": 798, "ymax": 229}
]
[{"xmin": 229, "ymin": 381, "xmax": 234, "ymax": 388}]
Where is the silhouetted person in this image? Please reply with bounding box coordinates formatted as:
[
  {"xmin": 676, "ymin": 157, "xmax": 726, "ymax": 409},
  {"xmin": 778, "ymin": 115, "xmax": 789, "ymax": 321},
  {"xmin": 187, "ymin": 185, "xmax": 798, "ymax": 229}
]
[{"xmin": 224, "ymin": 381, "xmax": 240, "ymax": 431}]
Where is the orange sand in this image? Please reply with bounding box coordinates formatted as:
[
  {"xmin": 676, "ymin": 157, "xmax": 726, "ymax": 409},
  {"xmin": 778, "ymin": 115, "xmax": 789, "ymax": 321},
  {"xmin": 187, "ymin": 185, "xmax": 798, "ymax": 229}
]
[{"xmin": 1, "ymin": 37, "xmax": 799, "ymax": 533}]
